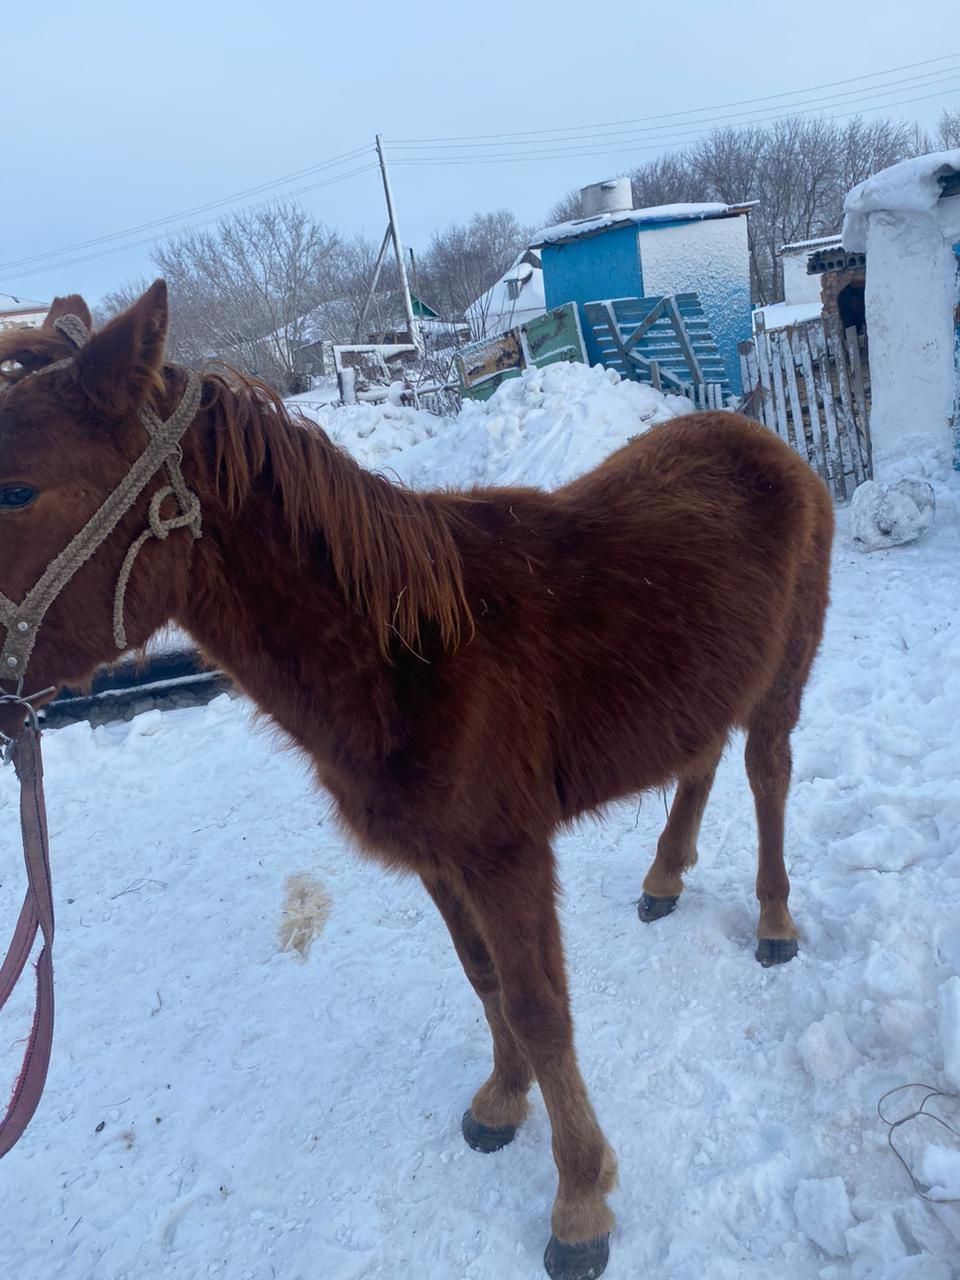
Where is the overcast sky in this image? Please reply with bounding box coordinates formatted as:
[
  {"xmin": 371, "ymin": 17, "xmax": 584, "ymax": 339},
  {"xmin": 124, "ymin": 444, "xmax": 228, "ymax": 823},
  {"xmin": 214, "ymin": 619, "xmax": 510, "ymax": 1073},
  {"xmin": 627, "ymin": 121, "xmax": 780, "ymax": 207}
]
[{"xmin": 4, "ymin": 0, "xmax": 958, "ymax": 307}]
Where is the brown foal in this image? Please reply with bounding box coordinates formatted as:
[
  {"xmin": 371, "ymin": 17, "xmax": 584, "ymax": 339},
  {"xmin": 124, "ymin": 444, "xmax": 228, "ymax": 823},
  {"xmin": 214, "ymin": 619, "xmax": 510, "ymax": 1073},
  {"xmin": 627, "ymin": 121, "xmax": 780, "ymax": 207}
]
[{"xmin": 0, "ymin": 283, "xmax": 832, "ymax": 1279}]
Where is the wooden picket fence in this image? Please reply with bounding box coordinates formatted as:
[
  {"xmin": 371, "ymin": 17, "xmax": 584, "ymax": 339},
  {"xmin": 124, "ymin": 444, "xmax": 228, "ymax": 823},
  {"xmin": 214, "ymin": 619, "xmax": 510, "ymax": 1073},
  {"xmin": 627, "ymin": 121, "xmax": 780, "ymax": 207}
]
[
  {"xmin": 686, "ymin": 381, "xmax": 727, "ymax": 410},
  {"xmin": 738, "ymin": 314, "xmax": 872, "ymax": 500}
]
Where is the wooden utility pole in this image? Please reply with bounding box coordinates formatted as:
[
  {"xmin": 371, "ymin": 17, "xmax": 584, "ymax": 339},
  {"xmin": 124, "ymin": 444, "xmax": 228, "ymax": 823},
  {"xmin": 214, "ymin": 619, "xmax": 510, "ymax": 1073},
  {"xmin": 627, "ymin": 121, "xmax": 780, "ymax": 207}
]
[
  {"xmin": 375, "ymin": 133, "xmax": 422, "ymax": 354},
  {"xmin": 356, "ymin": 226, "xmax": 392, "ymax": 341}
]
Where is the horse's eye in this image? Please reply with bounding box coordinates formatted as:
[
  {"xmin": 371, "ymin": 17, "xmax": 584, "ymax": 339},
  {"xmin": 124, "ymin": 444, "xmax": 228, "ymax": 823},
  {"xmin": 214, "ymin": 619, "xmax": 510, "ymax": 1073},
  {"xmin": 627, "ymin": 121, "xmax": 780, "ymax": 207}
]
[{"xmin": 0, "ymin": 486, "xmax": 37, "ymax": 509}]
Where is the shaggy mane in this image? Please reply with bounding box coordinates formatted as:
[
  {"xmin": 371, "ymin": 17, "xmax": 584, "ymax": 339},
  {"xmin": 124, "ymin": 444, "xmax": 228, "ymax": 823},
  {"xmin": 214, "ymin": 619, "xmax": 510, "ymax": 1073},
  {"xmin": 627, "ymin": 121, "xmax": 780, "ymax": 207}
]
[{"xmin": 200, "ymin": 370, "xmax": 473, "ymax": 658}]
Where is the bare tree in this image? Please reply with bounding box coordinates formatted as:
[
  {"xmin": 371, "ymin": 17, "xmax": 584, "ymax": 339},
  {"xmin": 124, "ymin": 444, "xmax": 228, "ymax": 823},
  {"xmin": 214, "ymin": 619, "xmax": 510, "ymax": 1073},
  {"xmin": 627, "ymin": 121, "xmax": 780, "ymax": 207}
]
[
  {"xmin": 418, "ymin": 210, "xmax": 532, "ymax": 329},
  {"xmin": 833, "ymin": 117, "xmax": 922, "ymax": 207},
  {"xmin": 302, "ymin": 234, "xmax": 407, "ymax": 347},
  {"xmin": 546, "ymin": 187, "xmax": 587, "ymax": 224},
  {"xmin": 100, "ymin": 203, "xmax": 343, "ymax": 392},
  {"xmin": 97, "ymin": 278, "xmax": 155, "ymax": 330},
  {"xmin": 629, "ymin": 151, "xmax": 702, "ymax": 209},
  {"xmin": 936, "ymin": 108, "xmax": 960, "ymax": 150},
  {"xmin": 610, "ymin": 114, "xmax": 928, "ymax": 303}
]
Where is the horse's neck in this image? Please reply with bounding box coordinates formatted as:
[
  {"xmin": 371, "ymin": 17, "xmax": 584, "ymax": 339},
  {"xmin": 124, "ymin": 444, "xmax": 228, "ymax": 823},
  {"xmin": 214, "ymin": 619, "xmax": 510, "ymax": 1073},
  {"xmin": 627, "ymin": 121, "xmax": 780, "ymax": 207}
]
[{"xmin": 176, "ymin": 480, "xmax": 396, "ymax": 770}]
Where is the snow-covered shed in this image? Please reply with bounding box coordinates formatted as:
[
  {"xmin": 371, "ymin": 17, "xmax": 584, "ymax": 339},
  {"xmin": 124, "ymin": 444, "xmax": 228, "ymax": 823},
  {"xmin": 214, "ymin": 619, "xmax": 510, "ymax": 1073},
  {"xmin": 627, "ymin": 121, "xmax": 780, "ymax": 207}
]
[
  {"xmin": 532, "ymin": 180, "xmax": 753, "ymax": 393},
  {"xmin": 843, "ymin": 149, "xmax": 960, "ymax": 467},
  {"xmin": 753, "ymin": 236, "xmax": 841, "ymax": 332},
  {"xmin": 782, "ymin": 236, "xmax": 840, "ymax": 306}
]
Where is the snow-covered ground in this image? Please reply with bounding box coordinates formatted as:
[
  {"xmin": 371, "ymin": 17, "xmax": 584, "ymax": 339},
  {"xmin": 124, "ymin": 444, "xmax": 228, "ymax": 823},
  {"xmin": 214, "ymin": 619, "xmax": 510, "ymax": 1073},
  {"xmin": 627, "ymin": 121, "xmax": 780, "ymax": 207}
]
[{"xmin": 2, "ymin": 364, "xmax": 960, "ymax": 1279}]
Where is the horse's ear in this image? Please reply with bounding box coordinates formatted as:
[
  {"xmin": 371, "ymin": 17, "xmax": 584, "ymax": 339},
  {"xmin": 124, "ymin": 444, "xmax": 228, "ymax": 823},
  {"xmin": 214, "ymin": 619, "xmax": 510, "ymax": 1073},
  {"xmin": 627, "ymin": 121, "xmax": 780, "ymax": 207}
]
[
  {"xmin": 74, "ymin": 279, "xmax": 168, "ymax": 416},
  {"xmin": 43, "ymin": 294, "xmax": 92, "ymax": 331}
]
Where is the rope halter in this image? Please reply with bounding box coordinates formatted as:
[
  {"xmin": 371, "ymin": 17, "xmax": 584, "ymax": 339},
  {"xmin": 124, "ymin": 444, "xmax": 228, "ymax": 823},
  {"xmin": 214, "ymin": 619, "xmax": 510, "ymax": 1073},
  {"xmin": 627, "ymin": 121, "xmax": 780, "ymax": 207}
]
[{"xmin": 0, "ymin": 316, "xmax": 203, "ymax": 705}]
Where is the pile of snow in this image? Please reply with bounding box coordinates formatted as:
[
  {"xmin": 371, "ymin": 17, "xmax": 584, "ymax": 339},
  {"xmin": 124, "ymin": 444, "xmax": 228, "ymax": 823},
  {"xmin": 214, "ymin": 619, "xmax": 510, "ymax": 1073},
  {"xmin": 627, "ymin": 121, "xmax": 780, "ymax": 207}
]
[
  {"xmin": 285, "ymin": 376, "xmax": 339, "ymax": 410},
  {"xmin": 298, "ymin": 396, "xmax": 448, "ymax": 473},
  {"xmin": 303, "ymin": 361, "xmax": 689, "ymax": 492},
  {"xmin": 5, "ymin": 368, "xmax": 960, "ymax": 1278},
  {"xmin": 850, "ymin": 478, "xmax": 936, "ymax": 552},
  {"xmin": 393, "ymin": 363, "xmax": 689, "ymax": 490}
]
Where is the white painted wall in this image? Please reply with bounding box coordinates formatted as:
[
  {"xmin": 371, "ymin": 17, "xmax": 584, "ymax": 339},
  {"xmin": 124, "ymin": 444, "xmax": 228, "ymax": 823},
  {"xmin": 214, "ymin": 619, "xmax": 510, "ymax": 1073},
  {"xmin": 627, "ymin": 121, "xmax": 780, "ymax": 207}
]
[
  {"xmin": 638, "ymin": 214, "xmax": 752, "ymax": 391},
  {"xmin": 781, "ymin": 250, "xmax": 823, "ymax": 305},
  {"xmin": 859, "ymin": 209, "xmax": 959, "ymax": 466},
  {"xmin": 844, "ymin": 151, "xmax": 960, "ymax": 471}
]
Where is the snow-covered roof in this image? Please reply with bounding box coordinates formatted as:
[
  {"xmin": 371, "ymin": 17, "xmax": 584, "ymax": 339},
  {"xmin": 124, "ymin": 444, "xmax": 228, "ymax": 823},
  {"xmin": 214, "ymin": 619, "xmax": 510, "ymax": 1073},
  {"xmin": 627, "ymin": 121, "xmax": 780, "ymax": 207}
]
[
  {"xmin": 0, "ymin": 292, "xmax": 48, "ymax": 315},
  {"xmin": 466, "ymin": 250, "xmax": 546, "ymax": 338},
  {"xmin": 752, "ymin": 300, "xmax": 822, "ymax": 332},
  {"xmin": 532, "ymin": 202, "xmax": 750, "ymax": 247},
  {"xmin": 780, "ymin": 234, "xmax": 841, "ymax": 253},
  {"xmin": 843, "ymin": 148, "xmax": 960, "ymax": 251}
]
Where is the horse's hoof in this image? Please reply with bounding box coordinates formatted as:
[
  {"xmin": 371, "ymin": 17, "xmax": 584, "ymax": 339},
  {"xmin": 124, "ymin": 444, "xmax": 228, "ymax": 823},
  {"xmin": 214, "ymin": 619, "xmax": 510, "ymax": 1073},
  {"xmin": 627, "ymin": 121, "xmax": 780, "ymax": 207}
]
[
  {"xmin": 544, "ymin": 1233, "xmax": 610, "ymax": 1280},
  {"xmin": 461, "ymin": 1108, "xmax": 517, "ymax": 1153},
  {"xmin": 638, "ymin": 892, "xmax": 679, "ymax": 923},
  {"xmin": 756, "ymin": 937, "xmax": 799, "ymax": 966}
]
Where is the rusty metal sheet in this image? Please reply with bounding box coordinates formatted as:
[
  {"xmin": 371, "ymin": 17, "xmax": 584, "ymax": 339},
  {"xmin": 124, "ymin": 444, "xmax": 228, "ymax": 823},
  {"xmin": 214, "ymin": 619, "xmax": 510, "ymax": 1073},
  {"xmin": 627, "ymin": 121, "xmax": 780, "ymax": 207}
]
[{"xmin": 456, "ymin": 331, "xmax": 524, "ymax": 390}]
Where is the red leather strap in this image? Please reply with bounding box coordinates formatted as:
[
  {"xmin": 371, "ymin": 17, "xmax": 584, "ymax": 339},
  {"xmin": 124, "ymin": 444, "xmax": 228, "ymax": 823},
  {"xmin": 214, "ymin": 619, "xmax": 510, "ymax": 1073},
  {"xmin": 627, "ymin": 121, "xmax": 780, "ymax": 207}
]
[{"xmin": 0, "ymin": 728, "xmax": 55, "ymax": 1157}]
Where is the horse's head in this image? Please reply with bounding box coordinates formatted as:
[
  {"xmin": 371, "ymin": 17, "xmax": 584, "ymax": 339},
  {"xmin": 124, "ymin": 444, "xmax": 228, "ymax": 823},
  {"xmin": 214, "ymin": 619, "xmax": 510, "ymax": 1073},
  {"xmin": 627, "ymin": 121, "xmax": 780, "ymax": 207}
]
[{"xmin": 0, "ymin": 281, "xmax": 199, "ymax": 737}]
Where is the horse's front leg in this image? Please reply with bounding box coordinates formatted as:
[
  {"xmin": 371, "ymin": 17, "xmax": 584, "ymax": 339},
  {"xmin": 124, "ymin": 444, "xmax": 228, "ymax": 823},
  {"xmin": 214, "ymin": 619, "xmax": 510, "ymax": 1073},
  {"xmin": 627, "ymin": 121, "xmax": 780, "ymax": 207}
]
[
  {"xmin": 422, "ymin": 874, "xmax": 533, "ymax": 1149},
  {"xmin": 639, "ymin": 752, "xmax": 720, "ymax": 922},
  {"xmin": 464, "ymin": 845, "xmax": 617, "ymax": 1280}
]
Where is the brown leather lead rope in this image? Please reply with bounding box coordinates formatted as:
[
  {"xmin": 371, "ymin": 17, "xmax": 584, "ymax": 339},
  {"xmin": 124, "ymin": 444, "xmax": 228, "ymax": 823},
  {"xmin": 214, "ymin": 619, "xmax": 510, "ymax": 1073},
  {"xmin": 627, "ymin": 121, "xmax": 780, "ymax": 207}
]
[{"xmin": 0, "ymin": 727, "xmax": 55, "ymax": 1158}]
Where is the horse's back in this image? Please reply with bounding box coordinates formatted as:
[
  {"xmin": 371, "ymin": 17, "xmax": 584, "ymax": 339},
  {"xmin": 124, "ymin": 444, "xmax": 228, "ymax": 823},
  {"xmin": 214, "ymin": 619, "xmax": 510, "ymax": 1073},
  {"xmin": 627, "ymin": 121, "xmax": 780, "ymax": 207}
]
[
  {"xmin": 563, "ymin": 410, "xmax": 829, "ymax": 556},
  {"xmin": 542, "ymin": 411, "xmax": 833, "ymax": 806}
]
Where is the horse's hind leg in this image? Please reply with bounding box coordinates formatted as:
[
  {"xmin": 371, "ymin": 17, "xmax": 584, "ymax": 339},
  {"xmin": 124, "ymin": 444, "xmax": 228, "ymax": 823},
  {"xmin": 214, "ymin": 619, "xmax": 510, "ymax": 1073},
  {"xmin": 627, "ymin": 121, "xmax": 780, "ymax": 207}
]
[
  {"xmin": 746, "ymin": 531, "xmax": 829, "ymax": 966},
  {"xmin": 745, "ymin": 608, "xmax": 825, "ymax": 966},
  {"xmin": 422, "ymin": 875, "xmax": 533, "ymax": 1150},
  {"xmin": 639, "ymin": 753, "xmax": 720, "ymax": 923},
  {"xmin": 745, "ymin": 693, "xmax": 800, "ymax": 966}
]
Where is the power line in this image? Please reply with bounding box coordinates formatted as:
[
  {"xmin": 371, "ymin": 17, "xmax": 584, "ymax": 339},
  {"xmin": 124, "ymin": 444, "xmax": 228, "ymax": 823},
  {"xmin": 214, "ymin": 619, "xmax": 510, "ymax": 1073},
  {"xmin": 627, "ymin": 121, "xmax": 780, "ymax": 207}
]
[
  {"xmin": 0, "ymin": 146, "xmax": 373, "ymax": 275},
  {"xmin": 387, "ymin": 66, "xmax": 960, "ymax": 151},
  {"xmin": 387, "ymin": 52, "xmax": 960, "ymax": 144},
  {"xmin": 389, "ymin": 83, "xmax": 960, "ymax": 167},
  {"xmin": 7, "ymin": 50, "xmax": 958, "ymax": 290},
  {"xmin": 4, "ymin": 164, "xmax": 378, "ymax": 283}
]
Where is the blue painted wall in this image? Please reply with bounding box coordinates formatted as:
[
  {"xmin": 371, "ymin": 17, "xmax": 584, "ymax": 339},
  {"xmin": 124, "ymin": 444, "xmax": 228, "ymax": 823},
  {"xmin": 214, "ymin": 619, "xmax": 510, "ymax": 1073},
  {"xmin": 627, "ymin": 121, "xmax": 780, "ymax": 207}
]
[
  {"xmin": 714, "ymin": 278, "xmax": 751, "ymax": 397},
  {"xmin": 541, "ymin": 224, "xmax": 643, "ymax": 367}
]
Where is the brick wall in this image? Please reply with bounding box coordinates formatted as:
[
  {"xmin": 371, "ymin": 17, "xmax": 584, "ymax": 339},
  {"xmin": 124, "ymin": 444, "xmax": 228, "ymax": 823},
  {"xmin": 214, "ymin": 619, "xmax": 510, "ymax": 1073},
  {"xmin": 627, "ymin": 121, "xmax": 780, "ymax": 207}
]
[{"xmin": 820, "ymin": 266, "xmax": 866, "ymax": 324}]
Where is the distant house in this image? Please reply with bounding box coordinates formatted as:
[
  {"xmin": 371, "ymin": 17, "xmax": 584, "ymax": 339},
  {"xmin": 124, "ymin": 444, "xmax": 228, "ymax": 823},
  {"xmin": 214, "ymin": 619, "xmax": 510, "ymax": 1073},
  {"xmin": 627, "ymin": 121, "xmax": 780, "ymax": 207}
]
[
  {"xmin": 466, "ymin": 250, "xmax": 546, "ymax": 339},
  {"xmin": 0, "ymin": 293, "xmax": 48, "ymax": 332},
  {"xmin": 371, "ymin": 295, "xmax": 470, "ymax": 349}
]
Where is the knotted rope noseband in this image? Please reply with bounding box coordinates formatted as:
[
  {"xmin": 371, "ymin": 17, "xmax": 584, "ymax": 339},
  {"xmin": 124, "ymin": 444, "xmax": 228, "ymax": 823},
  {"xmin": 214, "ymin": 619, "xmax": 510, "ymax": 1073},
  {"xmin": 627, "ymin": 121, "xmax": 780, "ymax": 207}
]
[
  {"xmin": 0, "ymin": 316, "xmax": 203, "ymax": 1156},
  {"xmin": 0, "ymin": 315, "xmax": 203, "ymax": 698}
]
